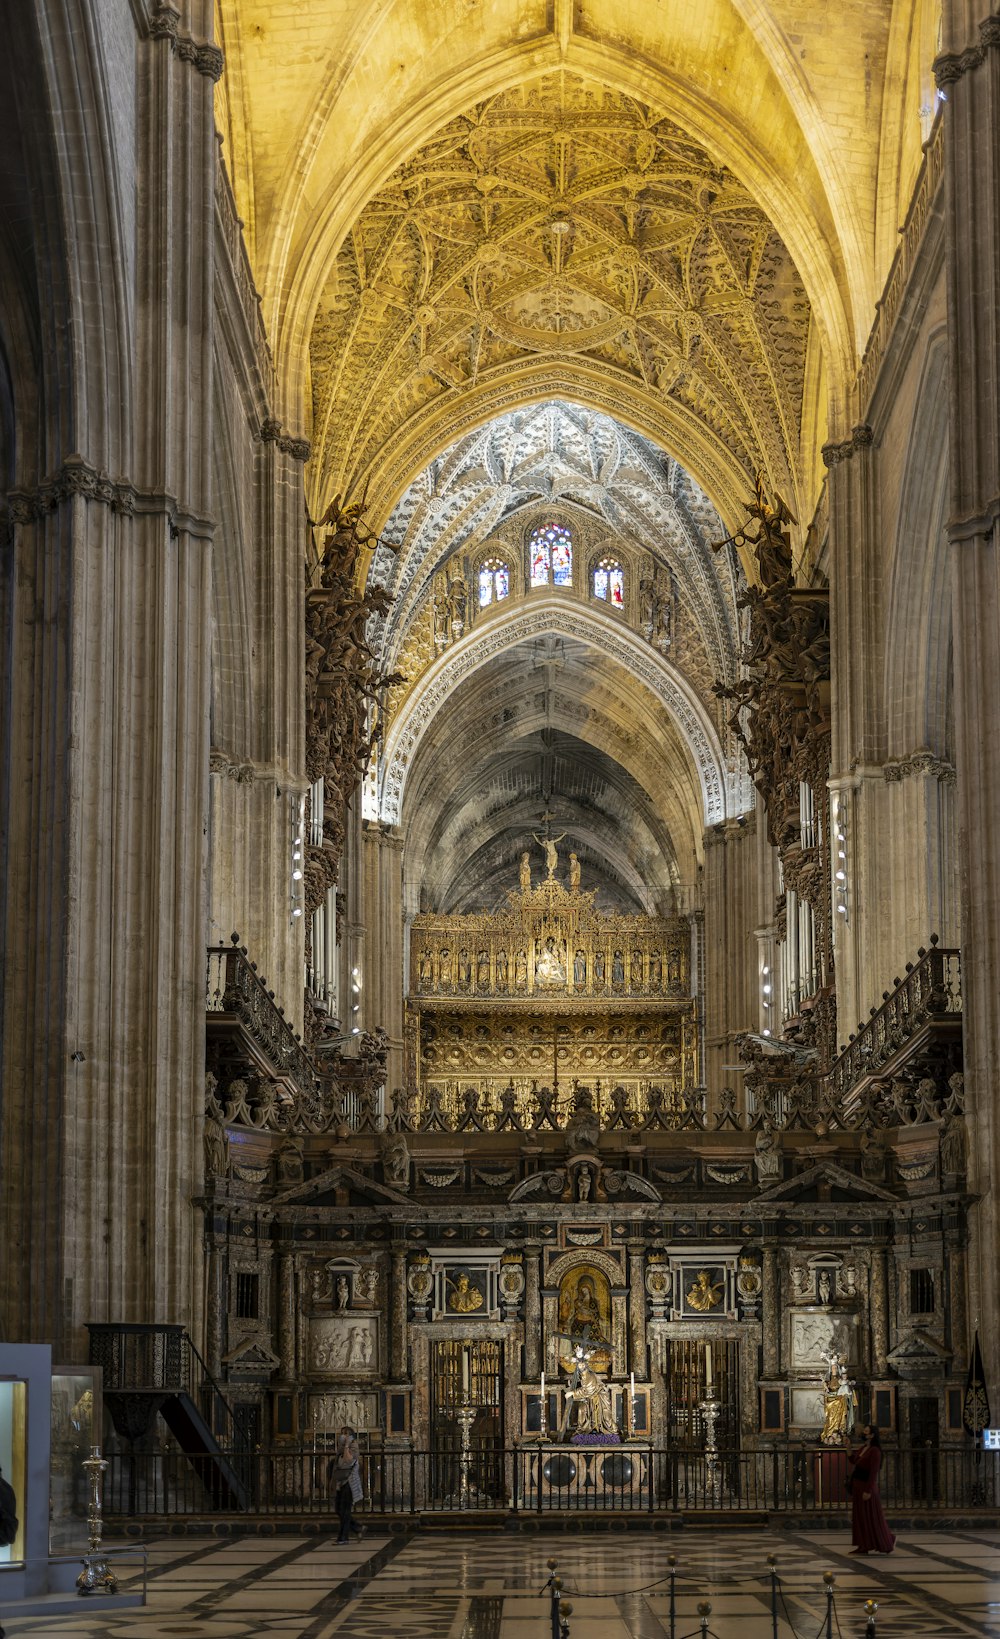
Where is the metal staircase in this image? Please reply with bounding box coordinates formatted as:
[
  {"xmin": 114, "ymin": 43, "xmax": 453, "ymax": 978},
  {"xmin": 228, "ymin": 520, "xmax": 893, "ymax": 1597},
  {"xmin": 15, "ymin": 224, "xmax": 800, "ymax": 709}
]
[{"xmin": 88, "ymin": 1323, "xmax": 252, "ymax": 1511}]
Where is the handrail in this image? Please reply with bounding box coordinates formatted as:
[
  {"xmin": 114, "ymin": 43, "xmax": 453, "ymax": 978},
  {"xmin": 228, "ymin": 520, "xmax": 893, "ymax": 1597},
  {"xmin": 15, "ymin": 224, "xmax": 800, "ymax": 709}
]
[
  {"xmin": 830, "ymin": 936, "xmax": 961, "ymax": 1101},
  {"xmin": 100, "ymin": 1440, "xmax": 997, "ymax": 1519},
  {"xmin": 207, "ymin": 936, "xmax": 318, "ymax": 1097}
]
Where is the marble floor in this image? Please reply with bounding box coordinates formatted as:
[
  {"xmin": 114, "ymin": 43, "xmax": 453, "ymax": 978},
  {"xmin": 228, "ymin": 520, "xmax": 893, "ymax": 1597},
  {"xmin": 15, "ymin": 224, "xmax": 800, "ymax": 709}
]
[{"xmin": 4, "ymin": 1525, "xmax": 1000, "ymax": 1638}]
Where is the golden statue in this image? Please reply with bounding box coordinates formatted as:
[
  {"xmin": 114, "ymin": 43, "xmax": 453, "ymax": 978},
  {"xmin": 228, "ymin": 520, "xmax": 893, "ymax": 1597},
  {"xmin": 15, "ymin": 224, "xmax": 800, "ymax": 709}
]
[
  {"xmin": 819, "ymin": 1353, "xmax": 857, "ymax": 1444},
  {"xmin": 519, "ymin": 851, "xmax": 531, "ymax": 891},
  {"xmin": 447, "ymin": 1272, "xmax": 484, "ymax": 1313},
  {"xmin": 559, "ymin": 1344, "xmax": 618, "ymax": 1438},
  {"xmin": 686, "ymin": 1270, "xmax": 723, "ymax": 1312}
]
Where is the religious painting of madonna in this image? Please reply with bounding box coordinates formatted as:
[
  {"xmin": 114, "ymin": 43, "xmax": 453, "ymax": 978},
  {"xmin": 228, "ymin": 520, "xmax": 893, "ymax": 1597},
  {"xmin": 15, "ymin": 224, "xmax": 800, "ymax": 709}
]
[{"xmin": 557, "ymin": 1264, "xmax": 612, "ymax": 1371}]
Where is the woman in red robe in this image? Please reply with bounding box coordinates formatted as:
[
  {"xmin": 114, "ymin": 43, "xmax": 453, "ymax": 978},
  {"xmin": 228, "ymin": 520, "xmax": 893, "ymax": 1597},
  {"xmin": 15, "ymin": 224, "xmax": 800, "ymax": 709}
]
[{"xmin": 847, "ymin": 1424, "xmax": 895, "ymax": 1554}]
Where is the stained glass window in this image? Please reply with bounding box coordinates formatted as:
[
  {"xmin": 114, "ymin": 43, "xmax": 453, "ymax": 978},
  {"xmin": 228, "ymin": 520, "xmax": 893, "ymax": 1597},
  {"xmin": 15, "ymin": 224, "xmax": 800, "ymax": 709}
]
[
  {"xmin": 479, "ymin": 558, "xmax": 510, "ymax": 606},
  {"xmin": 528, "ymin": 522, "xmax": 572, "ymax": 588},
  {"xmin": 593, "ymin": 557, "xmax": 625, "ymax": 607}
]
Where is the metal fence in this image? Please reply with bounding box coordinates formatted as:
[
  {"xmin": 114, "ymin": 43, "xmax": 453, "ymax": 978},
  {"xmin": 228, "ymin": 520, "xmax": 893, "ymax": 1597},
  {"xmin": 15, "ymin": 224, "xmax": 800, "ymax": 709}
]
[{"xmin": 102, "ymin": 1442, "xmax": 999, "ymax": 1519}]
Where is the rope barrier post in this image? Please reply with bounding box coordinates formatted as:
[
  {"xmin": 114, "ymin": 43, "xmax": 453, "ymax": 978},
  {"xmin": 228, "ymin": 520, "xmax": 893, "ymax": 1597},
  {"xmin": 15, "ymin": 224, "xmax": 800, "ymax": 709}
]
[
  {"xmin": 697, "ymin": 1599, "xmax": 712, "ymax": 1637},
  {"xmin": 766, "ymin": 1552, "xmax": 779, "ymax": 1639},
  {"xmin": 544, "ymin": 1559, "xmax": 560, "ymax": 1639},
  {"xmin": 864, "ymin": 1598, "xmax": 878, "ymax": 1637},
  {"xmin": 559, "ymin": 1598, "xmax": 573, "ymax": 1638},
  {"xmin": 667, "ymin": 1552, "xmax": 677, "ymax": 1639},
  {"xmin": 822, "ymin": 1571, "xmax": 835, "ymax": 1639}
]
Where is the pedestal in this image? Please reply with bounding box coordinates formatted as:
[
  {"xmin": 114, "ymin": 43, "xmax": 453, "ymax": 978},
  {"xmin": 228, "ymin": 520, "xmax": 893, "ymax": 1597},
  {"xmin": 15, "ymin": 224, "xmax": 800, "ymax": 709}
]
[{"xmin": 813, "ymin": 1448, "xmax": 849, "ymax": 1506}]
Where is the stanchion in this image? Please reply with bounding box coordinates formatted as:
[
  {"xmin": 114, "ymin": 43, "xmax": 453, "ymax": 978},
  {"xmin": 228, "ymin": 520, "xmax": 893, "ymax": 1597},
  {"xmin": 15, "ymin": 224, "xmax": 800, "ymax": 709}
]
[
  {"xmin": 822, "ymin": 1571, "xmax": 835, "ymax": 1639},
  {"xmin": 544, "ymin": 1560, "xmax": 562, "ymax": 1639},
  {"xmin": 766, "ymin": 1553, "xmax": 779, "ymax": 1639},
  {"xmin": 667, "ymin": 1552, "xmax": 677, "ymax": 1639},
  {"xmin": 864, "ymin": 1597, "xmax": 878, "ymax": 1636},
  {"xmin": 559, "ymin": 1598, "xmax": 573, "ymax": 1637},
  {"xmin": 697, "ymin": 1599, "xmax": 712, "ymax": 1637}
]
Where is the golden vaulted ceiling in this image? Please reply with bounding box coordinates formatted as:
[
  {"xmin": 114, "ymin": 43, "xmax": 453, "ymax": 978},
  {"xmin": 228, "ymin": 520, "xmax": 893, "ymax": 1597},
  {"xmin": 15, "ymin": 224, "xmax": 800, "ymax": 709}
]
[
  {"xmin": 308, "ymin": 75, "xmax": 812, "ymax": 527},
  {"xmin": 214, "ymin": 0, "xmax": 943, "ymax": 906}
]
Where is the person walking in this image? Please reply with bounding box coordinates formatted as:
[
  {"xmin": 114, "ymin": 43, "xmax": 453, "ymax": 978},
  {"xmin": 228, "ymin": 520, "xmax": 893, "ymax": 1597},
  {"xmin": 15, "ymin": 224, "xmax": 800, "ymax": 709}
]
[
  {"xmin": 846, "ymin": 1424, "xmax": 895, "ymax": 1554},
  {"xmin": 328, "ymin": 1425, "xmax": 365, "ymax": 1545}
]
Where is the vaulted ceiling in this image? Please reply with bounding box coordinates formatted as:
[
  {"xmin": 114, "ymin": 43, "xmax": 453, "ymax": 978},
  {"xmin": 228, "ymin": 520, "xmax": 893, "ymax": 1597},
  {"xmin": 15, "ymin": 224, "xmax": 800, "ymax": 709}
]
[
  {"xmin": 212, "ymin": 0, "xmax": 943, "ymax": 911},
  {"xmin": 308, "ymin": 75, "xmax": 812, "ymax": 528}
]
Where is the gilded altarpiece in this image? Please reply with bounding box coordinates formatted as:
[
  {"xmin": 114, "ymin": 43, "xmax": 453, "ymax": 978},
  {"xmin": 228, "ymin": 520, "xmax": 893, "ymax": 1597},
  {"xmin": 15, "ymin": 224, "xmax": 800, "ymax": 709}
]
[{"xmin": 406, "ymin": 879, "xmax": 697, "ymax": 1119}]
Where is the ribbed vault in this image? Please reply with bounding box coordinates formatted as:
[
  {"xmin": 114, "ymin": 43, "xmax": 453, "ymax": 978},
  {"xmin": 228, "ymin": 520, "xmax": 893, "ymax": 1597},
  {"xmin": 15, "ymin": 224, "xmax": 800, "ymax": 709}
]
[
  {"xmin": 308, "ymin": 74, "xmax": 813, "ymax": 530},
  {"xmin": 398, "ymin": 631, "xmax": 702, "ymax": 916}
]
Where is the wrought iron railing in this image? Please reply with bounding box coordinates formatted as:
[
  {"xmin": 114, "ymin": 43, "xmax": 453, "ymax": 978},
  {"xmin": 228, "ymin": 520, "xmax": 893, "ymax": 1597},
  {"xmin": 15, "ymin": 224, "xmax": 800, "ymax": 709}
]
[
  {"xmin": 101, "ymin": 1441, "xmax": 997, "ymax": 1518},
  {"xmin": 88, "ymin": 1323, "xmax": 254, "ymax": 1450},
  {"xmin": 830, "ymin": 936, "xmax": 961, "ymax": 1104}
]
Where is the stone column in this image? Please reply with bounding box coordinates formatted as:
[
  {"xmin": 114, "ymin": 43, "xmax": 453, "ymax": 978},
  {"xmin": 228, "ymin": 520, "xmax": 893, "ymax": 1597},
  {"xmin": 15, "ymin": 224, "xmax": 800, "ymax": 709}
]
[
  {"xmin": 277, "ymin": 1253, "xmax": 297, "ymax": 1382},
  {"xmin": 701, "ymin": 818, "xmax": 760, "ymax": 1104},
  {"xmin": 869, "ymin": 1250, "xmax": 889, "ymax": 1375},
  {"xmin": 0, "ymin": 5, "xmax": 228, "ymax": 1352},
  {"xmin": 391, "ymin": 1247, "xmax": 409, "ymax": 1379},
  {"xmin": 205, "ymin": 1233, "xmax": 226, "ymax": 1379},
  {"xmin": 627, "ymin": 1245, "xmax": 647, "ymax": 1376},
  {"xmin": 363, "ymin": 823, "xmax": 405, "ymax": 1091},
  {"xmin": 523, "ymin": 1244, "xmax": 542, "ymax": 1379},
  {"xmin": 946, "ymin": 1238, "xmax": 969, "ymax": 1374},
  {"xmin": 934, "ymin": 6, "xmax": 1000, "ymax": 1381},
  {"xmin": 762, "ymin": 1246, "xmax": 780, "ymax": 1377}
]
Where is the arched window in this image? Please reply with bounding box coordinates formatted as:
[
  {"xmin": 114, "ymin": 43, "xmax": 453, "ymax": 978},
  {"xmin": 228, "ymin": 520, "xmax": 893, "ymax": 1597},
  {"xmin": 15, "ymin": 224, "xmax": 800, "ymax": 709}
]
[
  {"xmin": 478, "ymin": 557, "xmax": 510, "ymax": 607},
  {"xmin": 528, "ymin": 521, "xmax": 573, "ymax": 588},
  {"xmin": 593, "ymin": 557, "xmax": 625, "ymax": 608}
]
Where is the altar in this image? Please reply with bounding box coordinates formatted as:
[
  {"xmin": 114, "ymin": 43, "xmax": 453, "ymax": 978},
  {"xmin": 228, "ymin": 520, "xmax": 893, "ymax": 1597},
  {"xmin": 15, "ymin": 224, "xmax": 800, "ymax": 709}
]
[{"xmin": 516, "ymin": 1441, "xmax": 653, "ymax": 1509}]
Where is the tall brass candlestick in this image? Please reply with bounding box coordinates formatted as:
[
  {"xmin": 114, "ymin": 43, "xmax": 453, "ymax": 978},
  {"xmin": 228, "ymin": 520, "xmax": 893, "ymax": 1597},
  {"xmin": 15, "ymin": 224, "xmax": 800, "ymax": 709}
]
[{"xmin": 76, "ymin": 1445, "xmax": 118, "ymax": 1596}]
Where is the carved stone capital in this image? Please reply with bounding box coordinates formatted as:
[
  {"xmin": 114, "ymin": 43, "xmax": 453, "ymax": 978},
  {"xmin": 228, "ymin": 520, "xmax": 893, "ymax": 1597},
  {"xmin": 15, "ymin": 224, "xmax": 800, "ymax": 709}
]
[
  {"xmin": 6, "ymin": 455, "xmax": 138, "ymax": 522},
  {"xmin": 933, "ymin": 14, "xmax": 1000, "ymax": 85},
  {"xmin": 821, "ymin": 437, "xmax": 855, "ymax": 468},
  {"xmin": 148, "ymin": 4, "xmax": 224, "ymax": 79},
  {"xmin": 259, "ymin": 419, "xmax": 312, "ymax": 462}
]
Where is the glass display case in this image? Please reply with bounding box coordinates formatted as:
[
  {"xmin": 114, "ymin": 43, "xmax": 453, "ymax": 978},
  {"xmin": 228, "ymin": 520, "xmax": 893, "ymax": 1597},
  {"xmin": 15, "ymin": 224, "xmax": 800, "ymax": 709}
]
[
  {"xmin": 0, "ymin": 1376, "xmax": 26, "ymax": 1564},
  {"xmin": 49, "ymin": 1368, "xmax": 102, "ymax": 1554}
]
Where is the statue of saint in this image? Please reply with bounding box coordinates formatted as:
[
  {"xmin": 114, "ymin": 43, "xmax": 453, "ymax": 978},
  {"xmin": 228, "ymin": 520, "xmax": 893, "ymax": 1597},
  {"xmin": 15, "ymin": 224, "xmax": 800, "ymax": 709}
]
[
  {"xmin": 448, "ymin": 1272, "xmax": 485, "ymax": 1313},
  {"xmin": 519, "ymin": 851, "xmax": 531, "ymax": 891},
  {"xmin": 535, "ymin": 936, "xmax": 566, "ymax": 986},
  {"xmin": 560, "ymin": 1344, "xmax": 618, "ymax": 1439},
  {"xmin": 568, "ymin": 852, "xmax": 581, "ymax": 892},
  {"xmin": 686, "ymin": 1270, "xmax": 723, "ymax": 1312},
  {"xmin": 819, "ymin": 1353, "xmax": 857, "ymax": 1444},
  {"xmin": 573, "ymin": 949, "xmax": 587, "ymax": 986}
]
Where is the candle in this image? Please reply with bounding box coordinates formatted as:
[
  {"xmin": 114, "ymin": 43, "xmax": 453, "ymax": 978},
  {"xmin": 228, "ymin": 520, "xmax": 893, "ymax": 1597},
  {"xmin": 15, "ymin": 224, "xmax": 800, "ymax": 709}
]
[
  {"xmin": 462, "ymin": 1348, "xmax": 470, "ymax": 1396},
  {"xmin": 629, "ymin": 1372, "xmax": 635, "ymax": 1437},
  {"xmin": 540, "ymin": 1369, "xmax": 545, "ymax": 1403},
  {"xmin": 705, "ymin": 1342, "xmax": 714, "ymax": 1388}
]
